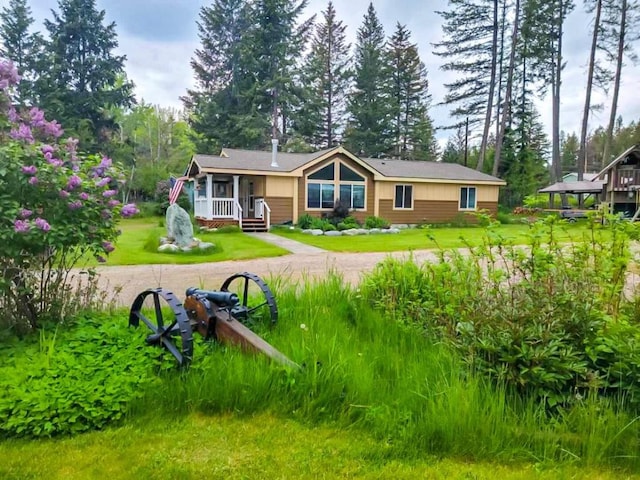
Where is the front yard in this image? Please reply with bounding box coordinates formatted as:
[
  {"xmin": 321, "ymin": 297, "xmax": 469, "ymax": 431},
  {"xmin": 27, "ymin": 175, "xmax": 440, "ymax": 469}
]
[{"xmin": 272, "ymin": 222, "xmax": 593, "ymax": 252}]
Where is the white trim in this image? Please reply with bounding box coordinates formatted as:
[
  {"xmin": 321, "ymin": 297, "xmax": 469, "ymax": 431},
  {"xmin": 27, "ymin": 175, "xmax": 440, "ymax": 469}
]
[
  {"xmin": 459, "ymin": 186, "xmax": 477, "ymax": 211},
  {"xmin": 393, "ymin": 184, "xmax": 414, "ymax": 210}
]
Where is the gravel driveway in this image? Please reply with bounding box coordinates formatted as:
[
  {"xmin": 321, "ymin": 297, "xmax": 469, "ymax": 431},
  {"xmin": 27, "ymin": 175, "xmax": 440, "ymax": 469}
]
[{"xmin": 96, "ymin": 248, "xmax": 442, "ymax": 307}]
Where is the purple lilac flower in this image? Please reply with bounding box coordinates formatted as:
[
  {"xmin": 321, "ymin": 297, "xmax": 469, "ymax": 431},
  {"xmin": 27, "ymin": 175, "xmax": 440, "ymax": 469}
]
[
  {"xmin": 41, "ymin": 145, "xmax": 55, "ymax": 155},
  {"xmin": 0, "ymin": 79, "xmax": 8, "ymax": 90},
  {"xmin": 68, "ymin": 201, "xmax": 83, "ymax": 210},
  {"xmin": 28, "ymin": 176, "xmax": 38, "ymax": 185},
  {"xmin": 19, "ymin": 209, "xmax": 33, "ymax": 219},
  {"xmin": 102, "ymin": 241, "xmax": 115, "ymax": 253},
  {"xmin": 67, "ymin": 175, "xmax": 82, "ymax": 190},
  {"xmin": 8, "ymin": 106, "xmax": 19, "ymax": 123},
  {"xmin": 48, "ymin": 158, "xmax": 63, "ymax": 168},
  {"xmin": 101, "ymin": 209, "xmax": 112, "ymax": 219},
  {"xmin": 96, "ymin": 255, "xmax": 106, "ymax": 263},
  {"xmin": 43, "ymin": 120, "xmax": 63, "ymax": 138},
  {"xmin": 10, "ymin": 124, "xmax": 34, "ymax": 143},
  {"xmin": 14, "ymin": 219, "xmax": 30, "ymax": 233},
  {"xmin": 34, "ymin": 218, "xmax": 51, "ymax": 232},
  {"xmin": 100, "ymin": 157, "xmax": 112, "ymax": 168},
  {"xmin": 29, "ymin": 108, "xmax": 46, "ymax": 128},
  {"xmin": 102, "ymin": 189, "xmax": 117, "ymax": 198},
  {"xmin": 79, "ymin": 192, "xmax": 89, "ymax": 201},
  {"xmin": 107, "ymin": 199, "xmax": 120, "ymax": 208},
  {"xmin": 96, "ymin": 177, "xmax": 111, "ymax": 187},
  {"xmin": 121, "ymin": 203, "xmax": 139, "ymax": 218},
  {"xmin": 0, "ymin": 59, "xmax": 21, "ymax": 86},
  {"xmin": 21, "ymin": 165, "xmax": 37, "ymax": 175},
  {"xmin": 59, "ymin": 190, "xmax": 70, "ymax": 199}
]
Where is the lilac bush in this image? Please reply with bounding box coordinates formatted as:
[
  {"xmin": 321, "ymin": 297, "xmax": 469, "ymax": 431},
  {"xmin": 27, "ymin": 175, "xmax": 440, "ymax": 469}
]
[{"xmin": 0, "ymin": 59, "xmax": 138, "ymax": 330}]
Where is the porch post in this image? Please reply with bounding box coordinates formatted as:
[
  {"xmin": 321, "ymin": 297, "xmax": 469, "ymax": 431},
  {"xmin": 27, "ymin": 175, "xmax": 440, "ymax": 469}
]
[
  {"xmin": 206, "ymin": 174, "xmax": 213, "ymax": 219},
  {"xmin": 233, "ymin": 175, "xmax": 240, "ymax": 220}
]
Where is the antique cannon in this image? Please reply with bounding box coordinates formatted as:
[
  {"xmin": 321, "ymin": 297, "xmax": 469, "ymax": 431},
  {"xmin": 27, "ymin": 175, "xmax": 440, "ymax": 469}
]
[{"xmin": 129, "ymin": 272, "xmax": 296, "ymax": 368}]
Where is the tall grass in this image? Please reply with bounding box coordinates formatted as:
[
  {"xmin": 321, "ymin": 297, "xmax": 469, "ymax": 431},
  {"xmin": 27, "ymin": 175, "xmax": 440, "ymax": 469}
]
[{"xmin": 131, "ymin": 272, "xmax": 640, "ymax": 470}]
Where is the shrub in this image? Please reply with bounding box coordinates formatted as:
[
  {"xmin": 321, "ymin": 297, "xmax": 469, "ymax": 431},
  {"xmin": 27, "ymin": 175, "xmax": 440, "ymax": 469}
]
[
  {"xmin": 327, "ymin": 197, "xmax": 351, "ymax": 225},
  {"xmin": 0, "ymin": 60, "xmax": 138, "ymax": 332},
  {"xmin": 297, "ymin": 213, "xmax": 315, "ymax": 229},
  {"xmin": 364, "ymin": 216, "xmax": 389, "ymax": 229},
  {"xmin": 154, "ymin": 180, "xmax": 191, "ymax": 214},
  {"xmin": 361, "ymin": 216, "xmax": 640, "ymax": 408}
]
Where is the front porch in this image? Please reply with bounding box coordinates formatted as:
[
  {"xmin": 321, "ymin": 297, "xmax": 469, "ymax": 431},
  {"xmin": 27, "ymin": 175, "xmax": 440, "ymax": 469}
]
[{"xmin": 192, "ymin": 174, "xmax": 271, "ymax": 232}]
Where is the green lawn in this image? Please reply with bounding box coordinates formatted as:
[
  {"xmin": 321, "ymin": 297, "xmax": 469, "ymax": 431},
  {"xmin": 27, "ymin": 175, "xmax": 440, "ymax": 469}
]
[
  {"xmin": 88, "ymin": 217, "xmax": 288, "ymax": 266},
  {"xmin": 273, "ymin": 222, "xmax": 595, "ymax": 252},
  {"xmin": 0, "ymin": 413, "xmax": 630, "ymax": 480}
]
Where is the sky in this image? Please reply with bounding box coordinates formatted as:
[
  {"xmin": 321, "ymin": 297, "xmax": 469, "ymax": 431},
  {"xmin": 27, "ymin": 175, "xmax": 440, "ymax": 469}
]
[{"xmin": 26, "ymin": 0, "xmax": 640, "ymax": 148}]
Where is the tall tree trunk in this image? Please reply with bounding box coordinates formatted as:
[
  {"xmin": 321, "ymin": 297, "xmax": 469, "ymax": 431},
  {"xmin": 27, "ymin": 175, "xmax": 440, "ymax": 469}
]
[
  {"xmin": 494, "ymin": 0, "xmax": 507, "ymax": 151},
  {"xmin": 477, "ymin": 0, "xmax": 499, "ymax": 172},
  {"xmin": 493, "ymin": 0, "xmax": 520, "ymax": 177},
  {"xmin": 602, "ymin": 0, "xmax": 627, "ymax": 167},
  {"xmin": 578, "ymin": 0, "xmax": 602, "ymax": 181},
  {"xmin": 552, "ymin": 5, "xmax": 564, "ymax": 185}
]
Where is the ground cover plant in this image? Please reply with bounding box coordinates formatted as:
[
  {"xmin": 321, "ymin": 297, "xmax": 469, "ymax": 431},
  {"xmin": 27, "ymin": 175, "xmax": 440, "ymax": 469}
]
[{"xmin": 83, "ymin": 217, "xmax": 289, "ymax": 266}]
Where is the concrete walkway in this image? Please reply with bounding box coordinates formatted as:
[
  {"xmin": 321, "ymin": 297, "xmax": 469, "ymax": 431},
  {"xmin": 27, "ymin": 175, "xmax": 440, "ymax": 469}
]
[{"xmin": 245, "ymin": 232, "xmax": 326, "ymax": 254}]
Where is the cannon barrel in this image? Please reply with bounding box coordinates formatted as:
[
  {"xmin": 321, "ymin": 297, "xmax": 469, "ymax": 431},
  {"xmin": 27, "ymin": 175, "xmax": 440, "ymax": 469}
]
[{"xmin": 185, "ymin": 287, "xmax": 239, "ymax": 307}]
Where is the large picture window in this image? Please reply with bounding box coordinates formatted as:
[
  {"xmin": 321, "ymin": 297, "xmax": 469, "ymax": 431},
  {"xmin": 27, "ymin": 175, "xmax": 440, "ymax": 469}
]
[
  {"xmin": 460, "ymin": 186, "xmax": 477, "ymax": 210},
  {"xmin": 394, "ymin": 185, "xmax": 413, "ymax": 209},
  {"xmin": 306, "ymin": 161, "xmax": 366, "ymax": 210},
  {"xmin": 307, "ymin": 183, "xmax": 335, "ymax": 209}
]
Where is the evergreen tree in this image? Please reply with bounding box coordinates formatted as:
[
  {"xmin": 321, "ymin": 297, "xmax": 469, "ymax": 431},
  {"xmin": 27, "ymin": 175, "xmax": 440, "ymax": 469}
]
[
  {"xmin": 387, "ymin": 23, "xmax": 435, "ymax": 160},
  {"xmin": 183, "ymin": 0, "xmax": 256, "ymax": 153},
  {"xmin": 0, "ymin": 0, "xmax": 43, "ymax": 105},
  {"xmin": 298, "ymin": 1, "xmax": 350, "ymax": 148},
  {"xmin": 343, "ymin": 3, "xmax": 392, "ymax": 157},
  {"xmin": 560, "ymin": 131, "xmax": 579, "ymax": 174},
  {"xmin": 41, "ymin": 0, "xmax": 134, "ymax": 147}
]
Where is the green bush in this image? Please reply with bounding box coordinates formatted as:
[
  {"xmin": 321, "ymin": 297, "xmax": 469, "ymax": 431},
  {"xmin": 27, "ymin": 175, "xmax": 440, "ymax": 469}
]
[
  {"xmin": 0, "ymin": 314, "xmax": 157, "ymax": 437},
  {"xmin": 297, "ymin": 213, "xmax": 315, "ymax": 229},
  {"xmin": 364, "ymin": 216, "xmax": 389, "ymax": 229},
  {"xmin": 361, "ymin": 216, "xmax": 640, "ymax": 408}
]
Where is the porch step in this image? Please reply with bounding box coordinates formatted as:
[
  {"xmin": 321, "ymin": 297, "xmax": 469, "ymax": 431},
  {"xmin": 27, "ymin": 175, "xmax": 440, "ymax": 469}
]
[{"xmin": 241, "ymin": 219, "xmax": 268, "ymax": 233}]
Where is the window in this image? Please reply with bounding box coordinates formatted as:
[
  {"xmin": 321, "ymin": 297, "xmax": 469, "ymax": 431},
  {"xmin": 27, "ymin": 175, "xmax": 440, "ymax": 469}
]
[
  {"xmin": 307, "ymin": 183, "xmax": 335, "ymax": 209},
  {"xmin": 394, "ymin": 185, "xmax": 413, "ymax": 209},
  {"xmin": 306, "ymin": 161, "xmax": 366, "ymax": 210},
  {"xmin": 339, "ymin": 184, "xmax": 365, "ymax": 209},
  {"xmin": 460, "ymin": 187, "xmax": 477, "ymax": 210}
]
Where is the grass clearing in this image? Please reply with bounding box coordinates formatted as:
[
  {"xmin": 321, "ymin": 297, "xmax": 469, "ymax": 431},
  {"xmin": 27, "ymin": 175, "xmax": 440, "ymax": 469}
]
[
  {"xmin": 0, "ymin": 413, "xmax": 631, "ymax": 480},
  {"xmin": 272, "ymin": 222, "xmax": 596, "ymax": 252},
  {"xmin": 86, "ymin": 217, "xmax": 288, "ymax": 266}
]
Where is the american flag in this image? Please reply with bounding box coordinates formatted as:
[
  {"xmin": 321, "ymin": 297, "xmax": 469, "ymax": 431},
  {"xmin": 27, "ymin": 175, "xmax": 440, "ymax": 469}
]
[{"xmin": 168, "ymin": 177, "xmax": 184, "ymax": 205}]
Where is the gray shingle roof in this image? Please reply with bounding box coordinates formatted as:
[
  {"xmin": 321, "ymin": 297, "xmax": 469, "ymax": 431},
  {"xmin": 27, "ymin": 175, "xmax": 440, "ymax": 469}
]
[
  {"xmin": 193, "ymin": 148, "xmax": 334, "ymax": 172},
  {"xmin": 192, "ymin": 147, "xmax": 505, "ymax": 183},
  {"xmin": 361, "ymin": 157, "xmax": 504, "ymax": 183}
]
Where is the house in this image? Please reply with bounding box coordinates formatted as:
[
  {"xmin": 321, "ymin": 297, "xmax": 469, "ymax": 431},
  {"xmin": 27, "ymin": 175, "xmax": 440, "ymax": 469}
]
[
  {"xmin": 184, "ymin": 146, "xmax": 505, "ymax": 231},
  {"xmin": 538, "ymin": 144, "xmax": 640, "ymax": 218},
  {"xmin": 595, "ymin": 144, "xmax": 640, "ymax": 217},
  {"xmin": 562, "ymin": 172, "xmax": 600, "ymax": 183}
]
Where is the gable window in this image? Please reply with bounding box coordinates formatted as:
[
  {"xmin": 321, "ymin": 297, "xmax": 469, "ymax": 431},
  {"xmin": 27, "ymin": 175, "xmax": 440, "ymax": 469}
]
[
  {"xmin": 306, "ymin": 160, "xmax": 367, "ymax": 210},
  {"xmin": 394, "ymin": 185, "xmax": 413, "ymax": 209},
  {"xmin": 460, "ymin": 186, "xmax": 477, "ymax": 210}
]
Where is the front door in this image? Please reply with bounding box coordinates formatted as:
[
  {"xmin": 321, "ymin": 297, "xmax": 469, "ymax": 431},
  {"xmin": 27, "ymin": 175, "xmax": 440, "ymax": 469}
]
[{"xmin": 240, "ymin": 178, "xmax": 255, "ymax": 218}]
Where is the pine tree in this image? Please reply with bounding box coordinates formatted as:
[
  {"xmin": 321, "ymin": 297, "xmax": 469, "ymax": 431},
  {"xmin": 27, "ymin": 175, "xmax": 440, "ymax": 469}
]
[
  {"xmin": 297, "ymin": 1, "xmax": 350, "ymax": 148},
  {"xmin": 41, "ymin": 0, "xmax": 134, "ymax": 147},
  {"xmin": 387, "ymin": 23, "xmax": 435, "ymax": 160},
  {"xmin": 0, "ymin": 0, "xmax": 43, "ymax": 105},
  {"xmin": 183, "ymin": 0, "xmax": 257, "ymax": 152},
  {"xmin": 343, "ymin": 3, "xmax": 392, "ymax": 157}
]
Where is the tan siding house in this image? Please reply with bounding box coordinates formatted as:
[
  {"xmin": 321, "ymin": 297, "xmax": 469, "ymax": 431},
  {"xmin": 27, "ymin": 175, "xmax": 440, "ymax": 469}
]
[{"xmin": 185, "ymin": 146, "xmax": 505, "ymax": 230}]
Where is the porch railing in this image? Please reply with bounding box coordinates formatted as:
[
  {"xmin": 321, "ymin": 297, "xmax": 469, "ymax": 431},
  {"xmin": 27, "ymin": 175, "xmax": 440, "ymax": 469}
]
[
  {"xmin": 613, "ymin": 169, "xmax": 640, "ymax": 190},
  {"xmin": 194, "ymin": 198, "xmax": 243, "ymax": 228},
  {"xmin": 255, "ymin": 198, "xmax": 271, "ymax": 230}
]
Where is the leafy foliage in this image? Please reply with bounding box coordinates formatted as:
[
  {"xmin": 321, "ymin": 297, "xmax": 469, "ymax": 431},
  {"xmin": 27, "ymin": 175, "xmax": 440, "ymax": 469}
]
[
  {"xmin": 0, "ymin": 314, "xmax": 157, "ymax": 437},
  {"xmin": 361, "ymin": 216, "xmax": 640, "ymax": 408},
  {"xmin": 364, "ymin": 215, "xmax": 389, "ymax": 229}
]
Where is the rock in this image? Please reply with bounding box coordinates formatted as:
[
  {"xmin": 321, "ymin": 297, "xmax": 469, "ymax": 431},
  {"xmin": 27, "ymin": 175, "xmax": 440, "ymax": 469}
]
[
  {"xmin": 166, "ymin": 203, "xmax": 195, "ymax": 247},
  {"xmin": 324, "ymin": 230, "xmax": 342, "ymax": 236},
  {"xmin": 198, "ymin": 242, "xmax": 215, "ymax": 250},
  {"xmin": 158, "ymin": 243, "xmax": 179, "ymax": 253},
  {"xmin": 301, "ymin": 229, "xmax": 312, "ymax": 234},
  {"xmin": 388, "ymin": 228, "xmax": 401, "ymax": 234},
  {"xmin": 159, "ymin": 236, "xmax": 169, "ymax": 245},
  {"xmin": 180, "ymin": 246, "xmax": 192, "ymax": 252},
  {"xmin": 368, "ymin": 228, "xmax": 381, "ymax": 234},
  {"xmin": 310, "ymin": 229, "xmax": 324, "ymax": 236},
  {"xmin": 342, "ymin": 229, "xmax": 359, "ymax": 236},
  {"xmin": 356, "ymin": 229, "xmax": 369, "ymax": 235}
]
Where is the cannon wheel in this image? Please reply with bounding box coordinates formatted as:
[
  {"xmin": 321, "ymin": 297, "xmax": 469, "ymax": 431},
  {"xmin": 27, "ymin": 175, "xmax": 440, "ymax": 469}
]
[
  {"xmin": 129, "ymin": 288, "xmax": 194, "ymax": 366},
  {"xmin": 220, "ymin": 272, "xmax": 278, "ymax": 327}
]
